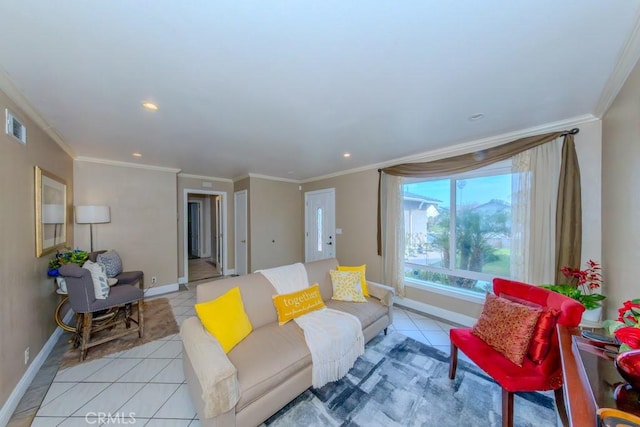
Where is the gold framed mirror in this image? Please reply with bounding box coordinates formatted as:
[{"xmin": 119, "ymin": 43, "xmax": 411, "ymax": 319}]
[{"xmin": 35, "ymin": 166, "xmax": 67, "ymax": 257}]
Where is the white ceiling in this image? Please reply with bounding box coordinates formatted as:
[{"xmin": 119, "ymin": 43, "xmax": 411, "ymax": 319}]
[{"xmin": 1, "ymin": 1, "xmax": 640, "ymax": 181}]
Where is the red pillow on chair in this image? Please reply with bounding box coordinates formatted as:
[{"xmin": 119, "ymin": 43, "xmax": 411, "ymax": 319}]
[
  {"xmin": 472, "ymin": 293, "xmax": 542, "ymax": 367},
  {"xmin": 526, "ymin": 308, "xmax": 561, "ymax": 364},
  {"xmin": 500, "ymin": 293, "xmax": 561, "ymax": 364}
]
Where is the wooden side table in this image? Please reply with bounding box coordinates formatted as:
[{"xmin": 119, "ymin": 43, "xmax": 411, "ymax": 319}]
[{"xmin": 557, "ymin": 325, "xmax": 640, "ymax": 426}]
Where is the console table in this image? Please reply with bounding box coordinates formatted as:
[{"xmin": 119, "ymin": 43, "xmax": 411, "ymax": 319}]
[{"xmin": 557, "ymin": 325, "xmax": 640, "ymax": 426}]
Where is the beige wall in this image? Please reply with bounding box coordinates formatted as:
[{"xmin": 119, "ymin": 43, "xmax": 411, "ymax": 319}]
[
  {"xmin": 74, "ymin": 161, "xmax": 178, "ymax": 288},
  {"xmin": 0, "ymin": 89, "xmax": 74, "ymax": 408},
  {"xmin": 249, "ymin": 177, "xmax": 303, "ymax": 271},
  {"xmin": 302, "ymin": 169, "xmax": 382, "ymax": 280},
  {"xmin": 303, "ymin": 122, "xmax": 603, "ymax": 319},
  {"xmin": 177, "ymin": 176, "xmax": 234, "ymax": 278},
  {"xmin": 602, "ymin": 59, "xmax": 640, "ymax": 319}
]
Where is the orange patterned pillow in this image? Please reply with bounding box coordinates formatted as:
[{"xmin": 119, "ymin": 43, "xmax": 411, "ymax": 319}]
[{"xmin": 472, "ymin": 293, "xmax": 542, "ymax": 366}]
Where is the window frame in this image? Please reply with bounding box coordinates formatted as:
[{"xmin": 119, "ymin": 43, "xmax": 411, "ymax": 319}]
[{"xmin": 403, "ymin": 160, "xmax": 513, "ymax": 297}]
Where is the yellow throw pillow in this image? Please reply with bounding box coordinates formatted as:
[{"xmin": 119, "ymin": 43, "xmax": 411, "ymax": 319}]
[
  {"xmin": 195, "ymin": 287, "xmax": 252, "ymax": 353},
  {"xmin": 337, "ymin": 264, "xmax": 369, "ymax": 297},
  {"xmin": 272, "ymin": 284, "xmax": 325, "ymax": 325},
  {"xmin": 330, "ymin": 270, "xmax": 367, "ymax": 303}
]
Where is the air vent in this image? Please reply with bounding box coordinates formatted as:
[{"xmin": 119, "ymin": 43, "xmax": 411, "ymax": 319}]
[{"xmin": 5, "ymin": 109, "xmax": 26, "ymax": 144}]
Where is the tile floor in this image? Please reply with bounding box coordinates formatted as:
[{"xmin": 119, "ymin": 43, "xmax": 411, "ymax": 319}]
[{"xmin": 10, "ymin": 284, "xmax": 464, "ymax": 426}]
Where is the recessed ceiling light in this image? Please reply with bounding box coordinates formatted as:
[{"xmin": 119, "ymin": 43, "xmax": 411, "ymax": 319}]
[
  {"xmin": 132, "ymin": 152, "xmax": 142, "ymax": 157},
  {"xmin": 468, "ymin": 113, "xmax": 484, "ymax": 121},
  {"xmin": 142, "ymin": 102, "xmax": 158, "ymax": 111},
  {"xmin": 343, "ymin": 152, "xmax": 351, "ymax": 158}
]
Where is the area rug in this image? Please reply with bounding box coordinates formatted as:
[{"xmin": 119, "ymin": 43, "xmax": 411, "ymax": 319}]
[
  {"xmin": 262, "ymin": 332, "xmax": 556, "ymax": 427},
  {"xmin": 59, "ymin": 297, "xmax": 179, "ymax": 368}
]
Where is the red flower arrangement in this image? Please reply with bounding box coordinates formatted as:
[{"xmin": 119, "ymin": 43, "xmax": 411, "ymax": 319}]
[
  {"xmin": 560, "ymin": 259, "xmax": 603, "ymax": 292},
  {"xmin": 542, "ymin": 260, "xmax": 605, "ymax": 310},
  {"xmin": 604, "ymin": 299, "xmax": 640, "ymax": 353}
]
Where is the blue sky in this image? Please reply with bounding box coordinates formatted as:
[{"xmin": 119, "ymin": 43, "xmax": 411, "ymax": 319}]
[{"xmin": 404, "ymin": 174, "xmax": 512, "ymax": 208}]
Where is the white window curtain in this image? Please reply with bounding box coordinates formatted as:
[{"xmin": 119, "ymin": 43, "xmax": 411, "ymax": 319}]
[
  {"xmin": 511, "ymin": 138, "xmax": 562, "ymax": 283},
  {"xmin": 381, "ymin": 173, "xmax": 406, "ymax": 296}
]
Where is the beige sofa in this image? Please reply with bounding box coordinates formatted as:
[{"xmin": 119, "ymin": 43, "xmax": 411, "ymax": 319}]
[{"xmin": 181, "ymin": 258, "xmax": 395, "ymax": 427}]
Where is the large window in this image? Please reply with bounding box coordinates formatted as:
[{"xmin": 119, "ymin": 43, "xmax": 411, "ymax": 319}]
[{"xmin": 403, "ymin": 163, "xmax": 512, "ymax": 295}]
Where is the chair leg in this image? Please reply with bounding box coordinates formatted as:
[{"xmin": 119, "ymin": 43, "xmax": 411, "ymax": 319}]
[
  {"xmin": 138, "ymin": 299, "xmax": 144, "ymax": 338},
  {"xmin": 124, "ymin": 303, "xmax": 132, "ymax": 328},
  {"xmin": 80, "ymin": 313, "xmax": 92, "ymax": 362},
  {"xmin": 554, "ymin": 387, "xmax": 569, "ymax": 427},
  {"xmin": 449, "ymin": 342, "xmax": 458, "ymax": 380},
  {"xmin": 502, "ymin": 388, "xmax": 514, "ymax": 427}
]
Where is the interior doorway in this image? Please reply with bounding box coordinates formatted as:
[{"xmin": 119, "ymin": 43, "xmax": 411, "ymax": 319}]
[{"xmin": 184, "ymin": 190, "xmax": 227, "ymax": 282}]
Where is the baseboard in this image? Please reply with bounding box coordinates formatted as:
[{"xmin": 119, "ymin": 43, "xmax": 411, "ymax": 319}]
[
  {"xmin": 0, "ymin": 309, "xmax": 74, "ymax": 426},
  {"xmin": 394, "ymin": 296, "xmax": 477, "ymax": 327},
  {"xmin": 144, "ymin": 283, "xmax": 179, "ymax": 297},
  {"xmin": 178, "ymin": 276, "xmax": 187, "ymax": 285},
  {"xmin": 225, "ymin": 269, "xmax": 236, "ymax": 276}
]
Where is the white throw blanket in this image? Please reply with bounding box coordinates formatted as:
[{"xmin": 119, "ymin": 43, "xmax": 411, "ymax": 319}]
[
  {"xmin": 257, "ymin": 263, "xmax": 365, "ymax": 388},
  {"xmin": 257, "ymin": 263, "xmax": 310, "ymax": 295}
]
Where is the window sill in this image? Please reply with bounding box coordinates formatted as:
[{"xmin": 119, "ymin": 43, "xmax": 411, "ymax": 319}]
[{"xmin": 404, "ymin": 278, "xmax": 486, "ymax": 304}]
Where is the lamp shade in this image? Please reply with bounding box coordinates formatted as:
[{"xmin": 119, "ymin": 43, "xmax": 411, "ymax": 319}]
[
  {"xmin": 75, "ymin": 205, "xmax": 111, "ymax": 224},
  {"xmin": 42, "ymin": 204, "xmax": 65, "ymax": 224}
]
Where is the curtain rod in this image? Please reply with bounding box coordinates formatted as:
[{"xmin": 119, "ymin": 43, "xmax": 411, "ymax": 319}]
[
  {"xmin": 561, "ymin": 128, "xmax": 580, "ymax": 136},
  {"xmin": 377, "ymin": 128, "xmax": 580, "ymax": 173}
]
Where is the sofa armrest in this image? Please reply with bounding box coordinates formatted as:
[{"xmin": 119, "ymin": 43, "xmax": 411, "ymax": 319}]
[
  {"xmin": 367, "ymin": 281, "xmax": 395, "ymax": 307},
  {"xmin": 180, "ymin": 317, "xmax": 240, "ymax": 418}
]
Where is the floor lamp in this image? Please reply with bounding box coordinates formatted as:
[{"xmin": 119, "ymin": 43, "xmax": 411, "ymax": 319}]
[{"xmin": 75, "ymin": 205, "xmax": 111, "ymax": 252}]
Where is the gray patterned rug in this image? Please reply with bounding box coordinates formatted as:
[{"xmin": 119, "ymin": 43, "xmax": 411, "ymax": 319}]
[{"xmin": 262, "ymin": 332, "xmax": 556, "ymax": 427}]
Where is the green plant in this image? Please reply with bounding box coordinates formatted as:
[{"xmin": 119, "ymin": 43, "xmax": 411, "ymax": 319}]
[
  {"xmin": 540, "ymin": 284, "xmax": 604, "ymax": 310},
  {"xmin": 47, "ymin": 248, "xmax": 88, "ymax": 276},
  {"xmin": 541, "ymin": 260, "xmax": 605, "ymax": 310}
]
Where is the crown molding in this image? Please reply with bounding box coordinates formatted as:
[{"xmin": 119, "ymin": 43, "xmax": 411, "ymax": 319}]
[
  {"xmin": 0, "ymin": 67, "xmax": 75, "ymax": 158},
  {"xmin": 75, "ymin": 156, "xmax": 182, "ymax": 173},
  {"xmin": 232, "ymin": 173, "xmax": 300, "ymax": 184},
  {"xmin": 301, "ymin": 114, "xmax": 599, "ymax": 183},
  {"xmin": 178, "ymin": 173, "xmax": 233, "ymax": 183},
  {"xmin": 248, "ymin": 173, "xmax": 299, "ymax": 183},
  {"xmin": 594, "ymin": 8, "xmax": 640, "ymax": 118}
]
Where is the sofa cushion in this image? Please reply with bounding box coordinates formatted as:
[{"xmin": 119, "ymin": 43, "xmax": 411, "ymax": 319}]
[
  {"xmin": 500, "ymin": 293, "xmax": 562, "ymax": 365},
  {"xmin": 82, "ymin": 260, "xmax": 110, "ymax": 299},
  {"xmin": 229, "ymin": 322, "xmax": 312, "ymax": 411},
  {"xmin": 326, "ymin": 298, "xmax": 387, "ymax": 330},
  {"xmin": 197, "ymin": 273, "xmax": 279, "ymax": 330},
  {"xmin": 97, "ymin": 250, "xmax": 123, "ymax": 278},
  {"xmin": 330, "ymin": 270, "xmax": 366, "ymax": 303},
  {"xmin": 195, "ymin": 287, "xmax": 253, "ymax": 353},
  {"xmin": 305, "ymin": 258, "xmax": 340, "ymax": 301},
  {"xmin": 272, "ymin": 284, "xmax": 325, "ymax": 325},
  {"xmin": 471, "ymin": 293, "xmax": 542, "ymax": 367},
  {"xmin": 337, "ymin": 264, "xmax": 369, "ymax": 297}
]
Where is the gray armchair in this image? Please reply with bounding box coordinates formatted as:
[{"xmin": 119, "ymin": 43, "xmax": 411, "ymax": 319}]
[
  {"xmin": 88, "ymin": 250, "xmax": 144, "ymax": 289},
  {"xmin": 59, "ymin": 263, "xmax": 144, "ymax": 361}
]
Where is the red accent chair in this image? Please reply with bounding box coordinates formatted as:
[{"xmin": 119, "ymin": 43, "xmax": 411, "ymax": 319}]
[{"xmin": 448, "ymin": 278, "xmax": 585, "ymax": 427}]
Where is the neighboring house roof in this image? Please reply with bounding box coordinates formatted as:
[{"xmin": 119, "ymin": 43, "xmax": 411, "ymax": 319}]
[
  {"xmin": 403, "ymin": 192, "xmax": 442, "ymax": 205},
  {"xmin": 471, "ymin": 199, "xmax": 511, "ymax": 214}
]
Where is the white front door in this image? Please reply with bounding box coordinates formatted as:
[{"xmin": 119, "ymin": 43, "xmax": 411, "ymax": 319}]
[
  {"xmin": 305, "ymin": 188, "xmax": 336, "ymax": 262},
  {"xmin": 234, "ymin": 190, "xmax": 248, "ymax": 275}
]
